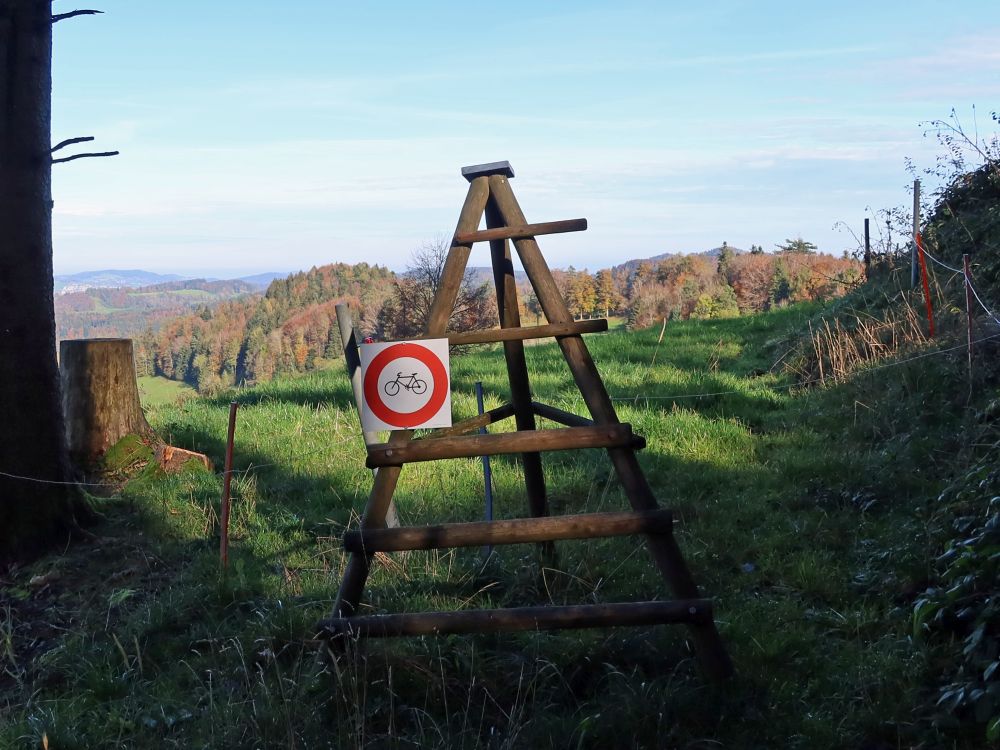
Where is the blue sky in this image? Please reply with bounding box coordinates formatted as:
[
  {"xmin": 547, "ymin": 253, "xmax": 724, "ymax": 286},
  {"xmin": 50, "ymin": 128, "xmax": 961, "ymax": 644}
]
[{"xmin": 51, "ymin": 1, "xmax": 1000, "ymax": 276}]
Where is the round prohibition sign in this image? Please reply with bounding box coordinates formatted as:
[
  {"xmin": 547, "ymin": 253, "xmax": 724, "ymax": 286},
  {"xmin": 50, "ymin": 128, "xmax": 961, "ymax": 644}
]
[{"xmin": 363, "ymin": 342, "xmax": 449, "ymax": 428}]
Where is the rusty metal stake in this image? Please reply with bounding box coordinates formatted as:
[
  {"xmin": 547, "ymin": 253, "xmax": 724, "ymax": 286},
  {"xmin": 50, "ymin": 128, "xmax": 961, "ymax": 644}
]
[{"xmin": 220, "ymin": 400, "xmax": 239, "ymax": 569}]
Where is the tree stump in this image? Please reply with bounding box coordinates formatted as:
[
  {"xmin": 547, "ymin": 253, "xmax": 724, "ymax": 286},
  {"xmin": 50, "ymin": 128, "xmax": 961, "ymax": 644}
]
[
  {"xmin": 154, "ymin": 444, "xmax": 212, "ymax": 473},
  {"xmin": 60, "ymin": 338, "xmax": 156, "ymax": 467}
]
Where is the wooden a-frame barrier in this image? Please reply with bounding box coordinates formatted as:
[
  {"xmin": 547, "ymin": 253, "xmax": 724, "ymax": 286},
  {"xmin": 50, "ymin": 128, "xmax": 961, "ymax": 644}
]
[{"xmin": 319, "ymin": 161, "xmax": 733, "ymax": 680}]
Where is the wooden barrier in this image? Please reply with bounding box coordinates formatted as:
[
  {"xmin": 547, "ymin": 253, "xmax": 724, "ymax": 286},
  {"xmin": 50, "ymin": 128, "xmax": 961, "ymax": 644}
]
[
  {"xmin": 324, "ymin": 161, "xmax": 733, "ymax": 682},
  {"xmin": 429, "ymin": 319, "xmax": 607, "ymax": 346},
  {"xmin": 320, "ymin": 600, "xmax": 712, "ymax": 637},
  {"xmin": 454, "ymin": 218, "xmax": 587, "ymax": 245},
  {"xmin": 344, "ymin": 509, "xmax": 673, "ymax": 552},
  {"xmin": 366, "ymin": 425, "xmax": 641, "ymax": 468}
]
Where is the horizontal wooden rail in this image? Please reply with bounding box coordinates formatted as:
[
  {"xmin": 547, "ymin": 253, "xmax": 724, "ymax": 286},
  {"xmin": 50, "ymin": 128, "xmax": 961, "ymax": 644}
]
[
  {"xmin": 425, "ymin": 403, "xmax": 516, "ymax": 439},
  {"xmin": 343, "ymin": 509, "xmax": 673, "ymax": 553},
  {"xmin": 454, "ymin": 218, "xmax": 587, "ymax": 245},
  {"xmin": 319, "ymin": 599, "xmax": 712, "ymax": 638},
  {"xmin": 366, "ymin": 424, "xmax": 641, "ymax": 468},
  {"xmin": 417, "ymin": 319, "xmax": 608, "ymax": 347},
  {"xmin": 531, "ymin": 401, "xmax": 594, "ymax": 428}
]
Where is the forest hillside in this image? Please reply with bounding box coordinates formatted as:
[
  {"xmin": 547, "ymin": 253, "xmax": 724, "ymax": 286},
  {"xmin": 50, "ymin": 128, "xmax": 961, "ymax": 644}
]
[{"xmin": 136, "ymin": 248, "xmax": 860, "ymax": 394}]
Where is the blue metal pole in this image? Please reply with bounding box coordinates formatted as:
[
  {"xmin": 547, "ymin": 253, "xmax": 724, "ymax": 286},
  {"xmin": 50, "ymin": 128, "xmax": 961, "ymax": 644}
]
[{"xmin": 475, "ymin": 381, "xmax": 494, "ymax": 555}]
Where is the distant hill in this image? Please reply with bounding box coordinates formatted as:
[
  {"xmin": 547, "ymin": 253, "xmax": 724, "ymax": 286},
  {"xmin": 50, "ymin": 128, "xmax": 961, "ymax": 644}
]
[
  {"xmin": 54, "ymin": 269, "xmax": 285, "ymax": 293},
  {"xmin": 54, "ymin": 269, "xmax": 186, "ymax": 293},
  {"xmin": 465, "ymin": 266, "xmax": 528, "ymax": 287},
  {"xmin": 237, "ymin": 272, "xmax": 287, "ymax": 289},
  {"xmin": 612, "ymin": 245, "xmax": 746, "ymax": 276},
  {"xmin": 55, "ymin": 278, "xmax": 262, "ymax": 341}
]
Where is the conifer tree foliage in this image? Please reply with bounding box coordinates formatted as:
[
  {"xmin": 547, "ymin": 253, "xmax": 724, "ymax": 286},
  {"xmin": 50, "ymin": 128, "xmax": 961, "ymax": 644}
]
[
  {"xmin": 776, "ymin": 237, "xmax": 818, "ymax": 254},
  {"xmin": 0, "ymin": 0, "xmax": 83, "ymax": 561}
]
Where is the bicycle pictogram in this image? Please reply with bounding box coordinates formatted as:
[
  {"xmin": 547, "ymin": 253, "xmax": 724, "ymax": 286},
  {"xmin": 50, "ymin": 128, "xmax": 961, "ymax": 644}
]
[
  {"xmin": 384, "ymin": 372, "xmax": 427, "ymax": 397},
  {"xmin": 361, "ymin": 340, "xmax": 451, "ymax": 430}
]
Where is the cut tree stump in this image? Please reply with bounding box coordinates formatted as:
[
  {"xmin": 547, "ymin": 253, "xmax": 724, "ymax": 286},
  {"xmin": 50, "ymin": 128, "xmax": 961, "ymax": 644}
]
[
  {"xmin": 61, "ymin": 339, "xmax": 154, "ymax": 466},
  {"xmin": 59, "ymin": 338, "xmax": 210, "ymax": 473},
  {"xmin": 155, "ymin": 444, "xmax": 213, "ymax": 473}
]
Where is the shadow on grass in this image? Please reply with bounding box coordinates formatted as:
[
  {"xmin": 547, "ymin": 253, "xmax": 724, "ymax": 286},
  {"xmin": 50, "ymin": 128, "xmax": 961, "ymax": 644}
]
[
  {"xmin": 203, "ymin": 372, "xmax": 358, "ymax": 411},
  {"xmin": 150, "ymin": 419, "xmax": 365, "ymax": 533}
]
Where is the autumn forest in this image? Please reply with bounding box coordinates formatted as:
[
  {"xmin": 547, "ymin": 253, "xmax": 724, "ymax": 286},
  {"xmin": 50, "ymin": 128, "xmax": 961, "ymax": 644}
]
[{"xmin": 81, "ymin": 242, "xmax": 864, "ymax": 394}]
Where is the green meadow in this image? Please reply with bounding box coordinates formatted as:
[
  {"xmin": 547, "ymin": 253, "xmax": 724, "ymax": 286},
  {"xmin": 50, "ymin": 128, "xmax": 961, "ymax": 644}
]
[
  {"xmin": 2, "ymin": 305, "xmax": 985, "ymax": 748},
  {"xmin": 137, "ymin": 376, "xmax": 197, "ymax": 407}
]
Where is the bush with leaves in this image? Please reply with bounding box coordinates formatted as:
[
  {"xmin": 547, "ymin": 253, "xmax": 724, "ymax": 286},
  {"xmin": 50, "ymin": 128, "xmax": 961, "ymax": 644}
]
[
  {"xmin": 921, "ymin": 110, "xmax": 1000, "ymax": 294},
  {"xmin": 914, "ymin": 459, "xmax": 1000, "ymax": 742}
]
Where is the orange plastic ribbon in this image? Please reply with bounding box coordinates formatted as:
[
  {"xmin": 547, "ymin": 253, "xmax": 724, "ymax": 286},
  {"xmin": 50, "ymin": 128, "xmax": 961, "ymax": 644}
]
[{"xmin": 916, "ymin": 232, "xmax": 935, "ymax": 338}]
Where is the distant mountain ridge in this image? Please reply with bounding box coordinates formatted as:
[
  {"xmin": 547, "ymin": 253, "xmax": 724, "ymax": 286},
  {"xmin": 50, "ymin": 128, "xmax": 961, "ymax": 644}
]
[
  {"xmin": 55, "ymin": 278, "xmax": 263, "ymax": 341},
  {"xmin": 57, "ymin": 251, "xmax": 739, "ymax": 296},
  {"xmin": 54, "ymin": 269, "xmax": 282, "ymax": 294},
  {"xmin": 465, "ymin": 266, "xmax": 528, "ymax": 287},
  {"xmin": 54, "ymin": 269, "xmax": 184, "ymax": 293},
  {"xmin": 237, "ymin": 272, "xmax": 287, "ymax": 288},
  {"xmin": 612, "ymin": 245, "xmax": 746, "ymax": 275}
]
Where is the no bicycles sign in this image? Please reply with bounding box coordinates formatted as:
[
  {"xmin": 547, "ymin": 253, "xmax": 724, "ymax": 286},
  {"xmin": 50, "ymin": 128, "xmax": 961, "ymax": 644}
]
[{"xmin": 360, "ymin": 339, "xmax": 452, "ymax": 431}]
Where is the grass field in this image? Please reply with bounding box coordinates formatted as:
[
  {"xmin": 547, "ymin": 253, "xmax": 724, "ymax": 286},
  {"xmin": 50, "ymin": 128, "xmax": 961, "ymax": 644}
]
[
  {"xmin": 1, "ymin": 304, "xmax": 988, "ymax": 748},
  {"xmin": 137, "ymin": 375, "xmax": 197, "ymax": 407}
]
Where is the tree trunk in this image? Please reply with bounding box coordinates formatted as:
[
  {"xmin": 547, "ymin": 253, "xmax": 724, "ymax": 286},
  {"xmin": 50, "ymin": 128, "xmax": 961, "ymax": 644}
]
[
  {"xmin": 60, "ymin": 339, "xmax": 156, "ymax": 466},
  {"xmin": 0, "ymin": 0, "xmax": 83, "ymax": 563}
]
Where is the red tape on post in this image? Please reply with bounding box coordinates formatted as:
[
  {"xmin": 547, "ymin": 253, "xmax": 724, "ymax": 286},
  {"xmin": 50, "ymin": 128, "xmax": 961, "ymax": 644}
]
[{"xmin": 916, "ymin": 232, "xmax": 935, "ymax": 338}]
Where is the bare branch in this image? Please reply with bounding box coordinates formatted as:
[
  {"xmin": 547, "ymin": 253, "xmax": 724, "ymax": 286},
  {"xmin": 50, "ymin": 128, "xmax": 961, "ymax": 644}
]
[
  {"xmin": 52, "ymin": 9, "xmax": 103, "ymax": 23},
  {"xmin": 51, "ymin": 136, "xmax": 95, "ymax": 153},
  {"xmin": 52, "ymin": 151, "xmax": 119, "ymax": 165}
]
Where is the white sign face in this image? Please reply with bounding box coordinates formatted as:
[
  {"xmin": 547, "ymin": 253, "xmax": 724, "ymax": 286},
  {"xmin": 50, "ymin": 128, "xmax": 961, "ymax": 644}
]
[{"xmin": 360, "ymin": 339, "xmax": 452, "ymax": 431}]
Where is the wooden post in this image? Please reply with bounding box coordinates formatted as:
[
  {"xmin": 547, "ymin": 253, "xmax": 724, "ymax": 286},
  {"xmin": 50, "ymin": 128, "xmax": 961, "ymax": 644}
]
[
  {"xmin": 485, "ymin": 197, "xmax": 551, "ymax": 547},
  {"xmin": 531, "ymin": 401, "xmax": 594, "ymax": 428},
  {"xmin": 964, "ymin": 254, "xmax": 974, "ymax": 380},
  {"xmin": 60, "ymin": 338, "xmax": 156, "ymax": 467},
  {"xmin": 321, "ymin": 600, "xmax": 712, "ymax": 638},
  {"xmin": 650, "ymin": 317, "xmax": 667, "ymax": 367},
  {"xmin": 366, "ymin": 425, "xmax": 641, "ymax": 468},
  {"xmin": 427, "ymin": 403, "xmax": 516, "ymax": 439},
  {"xmin": 455, "ymin": 218, "xmax": 587, "ymax": 244},
  {"xmin": 912, "ymin": 180, "xmax": 920, "ymax": 289},
  {"xmin": 335, "ymin": 303, "xmax": 399, "ymax": 529},
  {"xmin": 864, "ymin": 218, "xmax": 871, "ymax": 275},
  {"xmin": 344, "ymin": 509, "xmax": 674, "ymax": 552},
  {"xmin": 488, "ymin": 174, "xmax": 733, "ymax": 680},
  {"xmin": 220, "ymin": 401, "xmax": 238, "ymax": 569},
  {"xmin": 331, "ymin": 175, "xmax": 490, "ymax": 619},
  {"xmin": 418, "ymin": 319, "xmax": 607, "ymax": 346}
]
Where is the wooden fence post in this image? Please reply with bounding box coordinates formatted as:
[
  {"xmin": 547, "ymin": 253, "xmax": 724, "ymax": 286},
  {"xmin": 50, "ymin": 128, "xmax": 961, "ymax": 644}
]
[
  {"xmin": 335, "ymin": 303, "xmax": 399, "ymax": 528},
  {"xmin": 220, "ymin": 401, "xmax": 238, "ymax": 569},
  {"xmin": 864, "ymin": 218, "xmax": 871, "ymax": 275}
]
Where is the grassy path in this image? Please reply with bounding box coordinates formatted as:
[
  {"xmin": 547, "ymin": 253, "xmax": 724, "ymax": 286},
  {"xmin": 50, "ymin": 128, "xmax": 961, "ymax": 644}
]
[{"xmin": 2, "ymin": 305, "xmax": 961, "ymax": 748}]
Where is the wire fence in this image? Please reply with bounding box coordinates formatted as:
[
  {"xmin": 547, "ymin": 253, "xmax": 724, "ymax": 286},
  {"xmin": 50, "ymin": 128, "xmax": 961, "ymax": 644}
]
[
  {"xmin": 920, "ymin": 244, "xmax": 1000, "ymax": 326},
  {"xmin": 0, "ymin": 428, "xmax": 366, "ymax": 489}
]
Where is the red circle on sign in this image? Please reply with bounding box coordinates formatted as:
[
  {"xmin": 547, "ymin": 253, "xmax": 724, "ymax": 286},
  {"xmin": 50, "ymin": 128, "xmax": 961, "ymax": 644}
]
[{"xmin": 363, "ymin": 343, "xmax": 449, "ymax": 428}]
